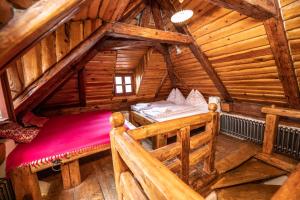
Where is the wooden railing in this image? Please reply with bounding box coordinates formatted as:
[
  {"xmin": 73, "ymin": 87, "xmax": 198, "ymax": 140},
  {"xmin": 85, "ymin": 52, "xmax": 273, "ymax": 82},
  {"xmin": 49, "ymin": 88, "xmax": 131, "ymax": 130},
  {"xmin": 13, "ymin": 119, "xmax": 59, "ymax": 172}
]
[
  {"xmin": 255, "ymin": 105, "xmax": 300, "ymax": 172},
  {"xmin": 110, "ymin": 104, "xmax": 218, "ymax": 200}
]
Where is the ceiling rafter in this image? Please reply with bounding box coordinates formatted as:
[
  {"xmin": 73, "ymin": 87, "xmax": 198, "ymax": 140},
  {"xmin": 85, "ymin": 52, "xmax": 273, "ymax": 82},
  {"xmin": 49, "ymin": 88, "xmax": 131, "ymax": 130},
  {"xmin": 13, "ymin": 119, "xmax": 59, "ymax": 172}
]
[{"xmin": 205, "ymin": 0, "xmax": 277, "ymax": 20}]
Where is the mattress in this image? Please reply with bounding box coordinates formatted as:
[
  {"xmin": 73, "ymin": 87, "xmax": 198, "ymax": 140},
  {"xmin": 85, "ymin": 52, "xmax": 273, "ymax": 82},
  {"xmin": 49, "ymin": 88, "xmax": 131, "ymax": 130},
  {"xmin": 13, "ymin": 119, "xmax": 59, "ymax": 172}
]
[
  {"xmin": 131, "ymin": 100, "xmax": 174, "ymax": 111},
  {"xmin": 6, "ymin": 111, "xmax": 135, "ymax": 174}
]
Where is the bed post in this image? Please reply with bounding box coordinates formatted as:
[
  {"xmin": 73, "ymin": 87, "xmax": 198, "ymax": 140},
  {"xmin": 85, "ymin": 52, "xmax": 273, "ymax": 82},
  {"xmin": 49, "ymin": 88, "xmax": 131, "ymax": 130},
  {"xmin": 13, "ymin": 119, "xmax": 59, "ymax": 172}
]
[
  {"xmin": 61, "ymin": 159, "xmax": 81, "ymax": 189},
  {"xmin": 10, "ymin": 166, "xmax": 42, "ymax": 200},
  {"xmin": 110, "ymin": 112, "xmax": 129, "ymax": 200},
  {"xmin": 203, "ymin": 103, "xmax": 218, "ymax": 174}
]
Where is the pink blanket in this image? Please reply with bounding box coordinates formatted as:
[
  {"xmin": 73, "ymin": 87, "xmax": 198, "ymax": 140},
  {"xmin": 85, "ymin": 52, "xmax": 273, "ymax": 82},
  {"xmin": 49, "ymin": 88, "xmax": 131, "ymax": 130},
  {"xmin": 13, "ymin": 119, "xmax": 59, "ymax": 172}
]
[{"xmin": 6, "ymin": 111, "xmax": 112, "ymax": 174}]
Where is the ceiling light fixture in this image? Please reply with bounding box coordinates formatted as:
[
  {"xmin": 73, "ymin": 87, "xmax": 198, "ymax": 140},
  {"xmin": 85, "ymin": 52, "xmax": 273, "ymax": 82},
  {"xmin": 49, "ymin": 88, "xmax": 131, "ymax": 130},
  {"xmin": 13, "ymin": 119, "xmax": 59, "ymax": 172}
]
[{"xmin": 171, "ymin": 0, "xmax": 193, "ymax": 25}]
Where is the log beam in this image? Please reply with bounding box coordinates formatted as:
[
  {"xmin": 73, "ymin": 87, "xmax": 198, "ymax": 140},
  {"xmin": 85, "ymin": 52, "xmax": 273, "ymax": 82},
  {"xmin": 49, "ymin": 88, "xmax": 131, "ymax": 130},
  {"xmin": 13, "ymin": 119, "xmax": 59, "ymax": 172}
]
[
  {"xmin": 206, "ymin": 0, "xmax": 276, "ymax": 20},
  {"xmin": 264, "ymin": 1, "xmax": 300, "ymax": 108},
  {"xmin": 99, "ymin": 39, "xmax": 155, "ymax": 50},
  {"xmin": 121, "ymin": 0, "xmax": 144, "ymax": 22},
  {"xmin": 0, "ymin": 0, "xmax": 88, "ymax": 74},
  {"xmin": 106, "ymin": 22, "xmax": 193, "ymax": 44},
  {"xmin": 14, "ymin": 23, "xmax": 111, "ymax": 115},
  {"xmin": 0, "ymin": 0, "xmax": 13, "ymax": 28}
]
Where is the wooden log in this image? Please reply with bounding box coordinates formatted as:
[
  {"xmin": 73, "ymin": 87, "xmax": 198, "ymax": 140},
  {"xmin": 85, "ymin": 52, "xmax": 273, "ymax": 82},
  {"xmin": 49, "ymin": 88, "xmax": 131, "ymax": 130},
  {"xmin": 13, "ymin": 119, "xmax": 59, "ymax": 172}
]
[
  {"xmin": 99, "ymin": 39, "xmax": 154, "ymax": 50},
  {"xmin": 121, "ymin": 0, "xmax": 144, "ymax": 22},
  {"xmin": 151, "ymin": 142, "xmax": 181, "ymax": 162},
  {"xmin": 262, "ymin": 113, "xmax": 279, "ymax": 155},
  {"xmin": 109, "ymin": 112, "xmax": 129, "ymax": 200},
  {"xmin": 120, "ymin": 172, "xmax": 147, "ymax": 200},
  {"xmin": 271, "ymin": 164, "xmax": 300, "ymax": 200},
  {"xmin": 0, "ymin": 0, "xmax": 88, "ymax": 74},
  {"xmin": 177, "ymin": 126, "xmax": 190, "ymax": 184},
  {"xmin": 61, "ymin": 159, "xmax": 81, "ymax": 189},
  {"xmin": 107, "ymin": 22, "xmax": 193, "ymax": 44},
  {"xmin": 152, "ymin": 133, "xmax": 167, "ymax": 149},
  {"xmin": 0, "ymin": 0, "xmax": 13, "ymax": 28},
  {"xmin": 206, "ymin": 0, "xmax": 276, "ymax": 20},
  {"xmin": 14, "ymin": 23, "xmax": 111, "ymax": 115},
  {"xmin": 255, "ymin": 153, "xmax": 297, "ymax": 172},
  {"xmin": 262, "ymin": 106, "xmax": 300, "ymax": 119},
  {"xmin": 10, "ymin": 166, "xmax": 41, "ymax": 200}
]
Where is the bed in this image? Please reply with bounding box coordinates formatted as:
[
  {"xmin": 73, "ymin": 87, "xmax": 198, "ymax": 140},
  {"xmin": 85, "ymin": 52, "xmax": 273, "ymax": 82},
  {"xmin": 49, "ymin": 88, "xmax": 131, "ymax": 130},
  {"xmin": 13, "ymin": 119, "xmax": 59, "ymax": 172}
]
[
  {"xmin": 130, "ymin": 100, "xmax": 210, "ymax": 148},
  {"xmin": 6, "ymin": 110, "xmax": 134, "ymax": 200}
]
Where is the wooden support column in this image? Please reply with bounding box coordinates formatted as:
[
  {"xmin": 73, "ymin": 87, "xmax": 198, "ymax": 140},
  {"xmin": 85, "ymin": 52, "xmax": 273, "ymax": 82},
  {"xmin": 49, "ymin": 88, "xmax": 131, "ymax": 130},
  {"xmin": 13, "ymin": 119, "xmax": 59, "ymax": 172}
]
[
  {"xmin": 11, "ymin": 166, "xmax": 42, "ymax": 200},
  {"xmin": 78, "ymin": 67, "xmax": 86, "ymax": 107},
  {"xmin": 262, "ymin": 107, "xmax": 279, "ymax": 155},
  {"xmin": 203, "ymin": 104, "xmax": 218, "ymax": 174},
  {"xmin": 263, "ymin": 1, "xmax": 300, "ymax": 108},
  {"xmin": 153, "ymin": 134, "xmax": 168, "ymax": 149},
  {"xmin": 61, "ymin": 160, "xmax": 81, "ymax": 189},
  {"xmin": 177, "ymin": 126, "xmax": 190, "ymax": 184},
  {"xmin": 109, "ymin": 112, "xmax": 129, "ymax": 200}
]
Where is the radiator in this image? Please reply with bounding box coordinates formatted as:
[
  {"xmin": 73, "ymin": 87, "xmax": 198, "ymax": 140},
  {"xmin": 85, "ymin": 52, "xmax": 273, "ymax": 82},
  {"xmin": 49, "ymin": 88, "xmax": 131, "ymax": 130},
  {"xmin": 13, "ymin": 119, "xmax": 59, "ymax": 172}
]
[{"xmin": 220, "ymin": 113, "xmax": 300, "ymax": 160}]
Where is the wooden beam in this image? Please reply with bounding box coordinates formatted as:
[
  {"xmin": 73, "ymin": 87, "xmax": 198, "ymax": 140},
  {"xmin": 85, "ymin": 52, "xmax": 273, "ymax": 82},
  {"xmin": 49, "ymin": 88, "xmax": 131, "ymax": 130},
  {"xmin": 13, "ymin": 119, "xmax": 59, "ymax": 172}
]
[
  {"xmin": 8, "ymin": 0, "xmax": 37, "ymax": 9},
  {"xmin": 107, "ymin": 22, "xmax": 193, "ymax": 44},
  {"xmin": 206, "ymin": 0, "xmax": 276, "ymax": 20},
  {"xmin": 264, "ymin": 1, "xmax": 300, "ymax": 108},
  {"xmin": 14, "ymin": 23, "xmax": 111, "ymax": 115},
  {"xmin": 0, "ymin": 0, "xmax": 13, "ymax": 28},
  {"xmin": 139, "ymin": 6, "xmax": 152, "ymax": 27},
  {"xmin": 99, "ymin": 39, "xmax": 154, "ymax": 50},
  {"xmin": 0, "ymin": 0, "xmax": 88, "ymax": 74},
  {"xmin": 111, "ymin": 0, "xmax": 131, "ymax": 22},
  {"xmin": 155, "ymin": 72, "xmax": 168, "ymax": 98}
]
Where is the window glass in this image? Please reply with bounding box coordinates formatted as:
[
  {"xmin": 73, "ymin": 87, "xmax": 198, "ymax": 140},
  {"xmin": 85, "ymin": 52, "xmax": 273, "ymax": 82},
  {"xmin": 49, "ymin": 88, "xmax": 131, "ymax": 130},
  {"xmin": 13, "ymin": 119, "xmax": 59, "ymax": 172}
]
[
  {"xmin": 115, "ymin": 76, "xmax": 122, "ymax": 85},
  {"xmin": 116, "ymin": 85, "xmax": 123, "ymax": 94},
  {"xmin": 125, "ymin": 76, "xmax": 131, "ymax": 84},
  {"xmin": 125, "ymin": 85, "xmax": 132, "ymax": 93}
]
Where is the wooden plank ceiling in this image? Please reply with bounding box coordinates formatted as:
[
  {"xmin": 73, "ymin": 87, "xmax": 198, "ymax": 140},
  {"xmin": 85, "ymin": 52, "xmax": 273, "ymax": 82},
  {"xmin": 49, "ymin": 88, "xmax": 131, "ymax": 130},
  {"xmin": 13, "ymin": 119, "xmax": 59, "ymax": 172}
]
[{"xmin": 1, "ymin": 0, "xmax": 300, "ymax": 114}]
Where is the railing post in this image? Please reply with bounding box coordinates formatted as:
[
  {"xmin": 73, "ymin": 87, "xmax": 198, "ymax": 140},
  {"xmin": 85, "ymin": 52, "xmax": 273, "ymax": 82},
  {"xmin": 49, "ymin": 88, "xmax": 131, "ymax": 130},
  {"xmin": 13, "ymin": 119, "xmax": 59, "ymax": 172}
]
[
  {"xmin": 262, "ymin": 105, "xmax": 279, "ymax": 155},
  {"xmin": 203, "ymin": 103, "xmax": 218, "ymax": 174},
  {"xmin": 177, "ymin": 126, "xmax": 190, "ymax": 184},
  {"xmin": 109, "ymin": 112, "xmax": 128, "ymax": 200}
]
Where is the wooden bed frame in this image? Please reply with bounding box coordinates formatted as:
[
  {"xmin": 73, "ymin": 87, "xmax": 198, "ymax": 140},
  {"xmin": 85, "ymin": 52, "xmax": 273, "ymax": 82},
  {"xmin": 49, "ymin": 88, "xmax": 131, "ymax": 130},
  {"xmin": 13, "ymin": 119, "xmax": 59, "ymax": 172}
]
[
  {"xmin": 111, "ymin": 105, "xmax": 300, "ymax": 200},
  {"xmin": 10, "ymin": 144, "xmax": 110, "ymax": 200},
  {"xmin": 130, "ymin": 110, "xmax": 207, "ymax": 149}
]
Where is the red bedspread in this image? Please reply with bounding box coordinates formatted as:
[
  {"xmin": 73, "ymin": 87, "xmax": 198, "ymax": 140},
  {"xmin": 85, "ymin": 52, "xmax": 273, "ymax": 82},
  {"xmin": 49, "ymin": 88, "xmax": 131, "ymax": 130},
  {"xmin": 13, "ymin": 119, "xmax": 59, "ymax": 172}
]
[{"xmin": 6, "ymin": 111, "xmax": 112, "ymax": 174}]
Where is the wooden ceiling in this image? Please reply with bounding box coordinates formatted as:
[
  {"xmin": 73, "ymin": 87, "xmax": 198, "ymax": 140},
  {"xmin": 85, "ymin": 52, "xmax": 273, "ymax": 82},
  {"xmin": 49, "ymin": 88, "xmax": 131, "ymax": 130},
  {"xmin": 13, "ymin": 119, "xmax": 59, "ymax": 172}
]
[{"xmin": 0, "ymin": 0, "xmax": 300, "ymax": 116}]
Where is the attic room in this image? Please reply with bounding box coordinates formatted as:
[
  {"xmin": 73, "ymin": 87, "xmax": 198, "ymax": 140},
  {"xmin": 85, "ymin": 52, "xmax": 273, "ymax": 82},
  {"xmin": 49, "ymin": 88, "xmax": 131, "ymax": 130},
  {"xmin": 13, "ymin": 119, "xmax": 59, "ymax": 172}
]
[{"xmin": 0, "ymin": 0, "xmax": 300, "ymax": 199}]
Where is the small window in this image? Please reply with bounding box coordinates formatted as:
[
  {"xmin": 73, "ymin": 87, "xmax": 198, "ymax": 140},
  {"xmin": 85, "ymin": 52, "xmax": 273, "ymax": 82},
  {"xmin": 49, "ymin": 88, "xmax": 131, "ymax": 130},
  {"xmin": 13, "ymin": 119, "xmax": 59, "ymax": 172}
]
[{"xmin": 115, "ymin": 75, "xmax": 134, "ymax": 95}]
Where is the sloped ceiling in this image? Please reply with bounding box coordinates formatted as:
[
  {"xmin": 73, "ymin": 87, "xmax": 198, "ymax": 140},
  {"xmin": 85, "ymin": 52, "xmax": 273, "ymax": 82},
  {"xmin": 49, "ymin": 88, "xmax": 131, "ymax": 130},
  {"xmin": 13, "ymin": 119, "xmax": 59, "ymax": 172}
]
[{"xmin": 2, "ymin": 0, "xmax": 300, "ymax": 115}]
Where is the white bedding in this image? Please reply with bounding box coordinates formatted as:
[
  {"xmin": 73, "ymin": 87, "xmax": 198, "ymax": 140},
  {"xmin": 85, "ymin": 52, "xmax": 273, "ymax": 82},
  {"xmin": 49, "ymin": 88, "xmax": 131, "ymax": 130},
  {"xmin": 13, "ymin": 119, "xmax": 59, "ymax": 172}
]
[{"xmin": 131, "ymin": 100, "xmax": 174, "ymax": 111}]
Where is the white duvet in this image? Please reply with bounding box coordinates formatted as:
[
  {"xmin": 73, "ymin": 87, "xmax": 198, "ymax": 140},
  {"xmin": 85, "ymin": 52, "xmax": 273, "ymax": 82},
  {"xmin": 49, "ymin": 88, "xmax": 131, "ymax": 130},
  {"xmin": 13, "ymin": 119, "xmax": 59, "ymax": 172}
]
[{"xmin": 131, "ymin": 100, "xmax": 174, "ymax": 111}]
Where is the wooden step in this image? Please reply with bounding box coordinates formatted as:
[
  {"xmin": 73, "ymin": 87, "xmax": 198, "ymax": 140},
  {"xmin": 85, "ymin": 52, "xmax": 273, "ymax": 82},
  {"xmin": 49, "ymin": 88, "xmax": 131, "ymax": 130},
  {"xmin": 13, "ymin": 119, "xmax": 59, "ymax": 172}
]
[
  {"xmin": 216, "ymin": 143, "xmax": 259, "ymax": 174},
  {"xmin": 212, "ymin": 158, "xmax": 287, "ymax": 189},
  {"xmin": 216, "ymin": 184, "xmax": 280, "ymax": 200}
]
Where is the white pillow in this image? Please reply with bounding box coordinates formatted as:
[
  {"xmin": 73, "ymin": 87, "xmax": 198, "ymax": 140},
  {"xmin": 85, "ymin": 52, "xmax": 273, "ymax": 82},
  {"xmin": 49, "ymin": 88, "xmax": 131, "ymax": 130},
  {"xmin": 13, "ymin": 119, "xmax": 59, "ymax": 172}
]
[
  {"xmin": 185, "ymin": 89, "xmax": 208, "ymax": 107},
  {"xmin": 174, "ymin": 88, "xmax": 186, "ymax": 105},
  {"xmin": 167, "ymin": 88, "xmax": 176, "ymax": 103}
]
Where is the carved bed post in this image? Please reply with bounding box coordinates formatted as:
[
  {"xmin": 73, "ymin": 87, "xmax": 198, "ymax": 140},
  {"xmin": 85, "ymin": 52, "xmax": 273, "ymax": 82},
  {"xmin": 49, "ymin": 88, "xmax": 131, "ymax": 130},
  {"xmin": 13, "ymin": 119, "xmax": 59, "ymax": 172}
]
[
  {"xmin": 203, "ymin": 103, "xmax": 218, "ymax": 174},
  {"xmin": 109, "ymin": 112, "xmax": 128, "ymax": 200}
]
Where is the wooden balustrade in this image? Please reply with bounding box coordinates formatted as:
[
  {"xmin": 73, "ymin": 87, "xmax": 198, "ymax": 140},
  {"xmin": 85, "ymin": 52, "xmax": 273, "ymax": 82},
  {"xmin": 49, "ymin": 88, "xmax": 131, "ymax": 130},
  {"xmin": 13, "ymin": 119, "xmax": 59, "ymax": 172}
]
[
  {"xmin": 109, "ymin": 103, "xmax": 218, "ymax": 200},
  {"xmin": 256, "ymin": 105, "xmax": 299, "ymax": 172}
]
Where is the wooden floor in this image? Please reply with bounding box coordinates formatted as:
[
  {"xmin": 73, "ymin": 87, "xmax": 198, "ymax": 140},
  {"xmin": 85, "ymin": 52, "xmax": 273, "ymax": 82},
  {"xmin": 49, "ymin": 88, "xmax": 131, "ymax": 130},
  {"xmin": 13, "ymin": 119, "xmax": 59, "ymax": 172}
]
[{"xmin": 39, "ymin": 134, "xmax": 261, "ymax": 200}]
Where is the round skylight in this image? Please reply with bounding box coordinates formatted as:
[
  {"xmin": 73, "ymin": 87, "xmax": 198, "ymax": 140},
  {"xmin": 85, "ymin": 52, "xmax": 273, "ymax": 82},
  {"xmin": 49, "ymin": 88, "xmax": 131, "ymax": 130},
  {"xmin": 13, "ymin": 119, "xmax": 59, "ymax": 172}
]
[{"xmin": 171, "ymin": 10, "xmax": 193, "ymax": 24}]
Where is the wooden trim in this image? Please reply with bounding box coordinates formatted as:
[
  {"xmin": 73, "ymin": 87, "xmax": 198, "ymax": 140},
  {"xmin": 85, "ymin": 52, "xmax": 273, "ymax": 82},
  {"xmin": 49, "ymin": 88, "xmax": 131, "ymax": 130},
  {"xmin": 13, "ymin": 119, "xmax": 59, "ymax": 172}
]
[
  {"xmin": 0, "ymin": 72, "xmax": 16, "ymax": 121},
  {"xmin": 263, "ymin": 1, "xmax": 300, "ymax": 108},
  {"xmin": 107, "ymin": 22, "xmax": 193, "ymax": 44},
  {"xmin": 0, "ymin": 0, "xmax": 88, "ymax": 74},
  {"xmin": 206, "ymin": 0, "xmax": 276, "ymax": 20}
]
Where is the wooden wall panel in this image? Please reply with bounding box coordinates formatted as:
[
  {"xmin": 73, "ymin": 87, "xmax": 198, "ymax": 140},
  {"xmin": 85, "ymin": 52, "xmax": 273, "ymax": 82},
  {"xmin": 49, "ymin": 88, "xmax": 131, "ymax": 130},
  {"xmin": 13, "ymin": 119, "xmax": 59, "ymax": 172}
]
[
  {"xmin": 280, "ymin": 0, "xmax": 300, "ymax": 90},
  {"xmin": 156, "ymin": 76, "xmax": 173, "ymax": 100},
  {"xmin": 170, "ymin": 46, "xmax": 220, "ymax": 98},
  {"xmin": 85, "ymin": 51, "xmax": 116, "ymax": 105},
  {"xmin": 116, "ymin": 48, "xmax": 147, "ymax": 70},
  {"xmin": 175, "ymin": 1, "xmax": 288, "ymax": 105},
  {"xmin": 6, "ymin": 19, "xmax": 100, "ymax": 102},
  {"xmin": 137, "ymin": 50, "xmax": 168, "ymax": 98},
  {"xmin": 42, "ymin": 74, "xmax": 80, "ymax": 108}
]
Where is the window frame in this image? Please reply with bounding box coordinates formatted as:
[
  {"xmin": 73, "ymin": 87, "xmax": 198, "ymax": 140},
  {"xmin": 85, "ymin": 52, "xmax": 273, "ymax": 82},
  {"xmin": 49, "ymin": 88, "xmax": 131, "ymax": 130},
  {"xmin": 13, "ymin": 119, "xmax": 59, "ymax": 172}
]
[{"xmin": 114, "ymin": 74, "xmax": 135, "ymax": 96}]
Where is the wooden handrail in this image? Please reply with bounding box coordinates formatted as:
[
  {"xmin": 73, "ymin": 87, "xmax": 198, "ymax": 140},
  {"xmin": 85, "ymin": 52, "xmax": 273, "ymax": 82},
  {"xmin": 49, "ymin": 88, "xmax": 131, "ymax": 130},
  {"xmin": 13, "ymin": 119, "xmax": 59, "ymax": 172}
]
[
  {"xmin": 110, "ymin": 104, "xmax": 218, "ymax": 200},
  {"xmin": 262, "ymin": 106, "xmax": 300, "ymax": 119}
]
